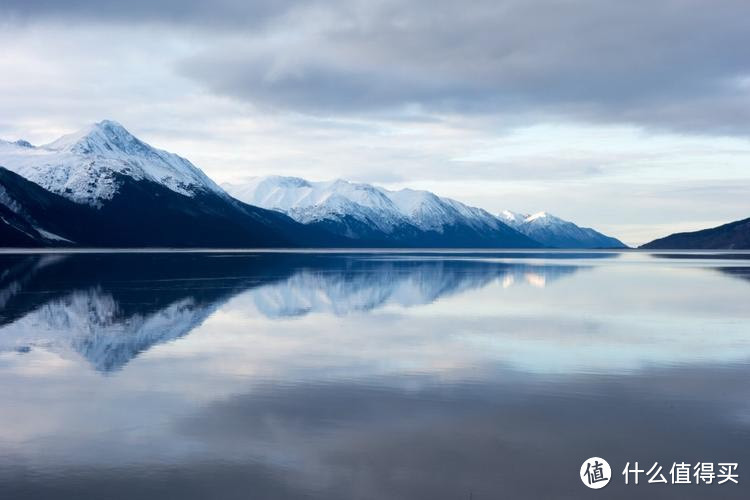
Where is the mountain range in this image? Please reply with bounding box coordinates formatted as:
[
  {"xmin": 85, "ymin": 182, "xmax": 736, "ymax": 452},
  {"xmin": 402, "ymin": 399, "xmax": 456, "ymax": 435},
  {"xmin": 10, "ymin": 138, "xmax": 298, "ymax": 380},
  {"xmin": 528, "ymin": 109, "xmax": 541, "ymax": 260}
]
[
  {"xmin": 0, "ymin": 119, "xmax": 622, "ymax": 248},
  {"xmin": 0, "ymin": 121, "xmax": 340, "ymax": 247},
  {"xmin": 223, "ymin": 176, "xmax": 626, "ymax": 248}
]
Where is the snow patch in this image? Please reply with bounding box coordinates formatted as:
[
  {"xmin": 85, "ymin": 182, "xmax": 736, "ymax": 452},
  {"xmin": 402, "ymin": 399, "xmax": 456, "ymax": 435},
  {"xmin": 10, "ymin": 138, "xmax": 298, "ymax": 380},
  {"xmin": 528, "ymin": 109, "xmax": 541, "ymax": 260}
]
[
  {"xmin": 34, "ymin": 227, "xmax": 73, "ymax": 243},
  {"xmin": 0, "ymin": 185, "xmax": 23, "ymax": 214}
]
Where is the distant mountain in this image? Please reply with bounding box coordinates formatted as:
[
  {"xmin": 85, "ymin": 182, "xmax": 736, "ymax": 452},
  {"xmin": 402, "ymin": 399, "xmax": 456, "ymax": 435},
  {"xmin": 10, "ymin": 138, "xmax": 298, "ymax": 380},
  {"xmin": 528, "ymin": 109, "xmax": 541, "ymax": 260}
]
[
  {"xmin": 0, "ymin": 122, "xmax": 344, "ymax": 247},
  {"xmin": 500, "ymin": 210, "xmax": 627, "ymax": 249},
  {"xmin": 641, "ymin": 217, "xmax": 750, "ymax": 249},
  {"xmin": 223, "ymin": 176, "xmax": 539, "ymax": 247},
  {"xmin": 0, "ymin": 120, "xmax": 625, "ymax": 249},
  {"xmin": 224, "ymin": 176, "xmax": 624, "ymax": 248}
]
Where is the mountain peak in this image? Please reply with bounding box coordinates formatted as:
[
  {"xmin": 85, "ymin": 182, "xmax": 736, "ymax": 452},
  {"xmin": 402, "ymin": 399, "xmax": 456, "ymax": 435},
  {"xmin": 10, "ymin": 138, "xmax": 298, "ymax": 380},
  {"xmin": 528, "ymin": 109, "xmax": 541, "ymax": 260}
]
[
  {"xmin": 90, "ymin": 119, "xmax": 132, "ymax": 139},
  {"xmin": 96, "ymin": 119, "xmax": 125, "ymax": 128},
  {"xmin": 2, "ymin": 120, "xmax": 224, "ymax": 205},
  {"xmin": 43, "ymin": 119, "xmax": 147, "ymax": 155},
  {"xmin": 526, "ymin": 211, "xmax": 549, "ymax": 222},
  {"xmin": 500, "ymin": 210, "xmax": 528, "ymax": 226},
  {"xmin": 0, "ymin": 138, "xmax": 35, "ymax": 149}
]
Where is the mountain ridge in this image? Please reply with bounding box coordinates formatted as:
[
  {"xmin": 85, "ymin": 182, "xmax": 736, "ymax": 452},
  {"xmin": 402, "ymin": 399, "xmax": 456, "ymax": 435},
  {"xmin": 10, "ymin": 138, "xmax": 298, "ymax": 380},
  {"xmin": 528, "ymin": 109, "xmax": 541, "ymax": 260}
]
[
  {"xmin": 0, "ymin": 165, "xmax": 326, "ymax": 247},
  {"xmin": 641, "ymin": 217, "xmax": 750, "ymax": 249},
  {"xmin": 224, "ymin": 175, "xmax": 540, "ymax": 248},
  {"xmin": 224, "ymin": 176, "xmax": 626, "ymax": 249},
  {"xmin": 499, "ymin": 210, "xmax": 627, "ymax": 249},
  {"xmin": 1, "ymin": 120, "xmax": 625, "ymax": 249}
]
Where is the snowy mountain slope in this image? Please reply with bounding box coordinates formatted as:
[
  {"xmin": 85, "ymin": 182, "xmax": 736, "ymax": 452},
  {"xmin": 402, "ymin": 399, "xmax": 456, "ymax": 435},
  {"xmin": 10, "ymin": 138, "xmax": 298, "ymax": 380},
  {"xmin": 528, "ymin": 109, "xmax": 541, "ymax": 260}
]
[
  {"xmin": 0, "ymin": 165, "xmax": 322, "ymax": 247},
  {"xmin": 224, "ymin": 176, "xmax": 624, "ymax": 248},
  {"xmin": 0, "ymin": 123, "xmax": 350, "ymax": 248},
  {"xmin": 500, "ymin": 210, "xmax": 627, "ymax": 249},
  {"xmin": 227, "ymin": 176, "xmax": 406, "ymax": 232},
  {"xmin": 226, "ymin": 176, "xmax": 509, "ymax": 233},
  {"xmin": 0, "ymin": 167, "xmax": 84, "ymax": 246},
  {"xmin": 0, "ymin": 120, "xmax": 224, "ymax": 206},
  {"xmin": 499, "ymin": 210, "xmax": 527, "ymax": 227},
  {"xmin": 224, "ymin": 176, "xmax": 539, "ymax": 247},
  {"xmin": 0, "ymin": 120, "xmax": 625, "ymax": 249}
]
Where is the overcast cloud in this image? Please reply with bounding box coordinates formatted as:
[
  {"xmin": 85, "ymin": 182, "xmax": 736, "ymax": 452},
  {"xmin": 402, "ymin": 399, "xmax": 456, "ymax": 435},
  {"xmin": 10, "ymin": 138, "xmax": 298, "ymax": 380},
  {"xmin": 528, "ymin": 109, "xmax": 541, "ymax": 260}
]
[{"xmin": 1, "ymin": 0, "xmax": 749, "ymax": 244}]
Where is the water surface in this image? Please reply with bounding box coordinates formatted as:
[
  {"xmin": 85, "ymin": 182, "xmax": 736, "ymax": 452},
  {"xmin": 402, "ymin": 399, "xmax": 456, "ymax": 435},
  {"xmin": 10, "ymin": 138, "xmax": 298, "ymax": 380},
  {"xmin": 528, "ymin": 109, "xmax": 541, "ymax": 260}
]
[{"xmin": 0, "ymin": 250, "xmax": 749, "ymax": 499}]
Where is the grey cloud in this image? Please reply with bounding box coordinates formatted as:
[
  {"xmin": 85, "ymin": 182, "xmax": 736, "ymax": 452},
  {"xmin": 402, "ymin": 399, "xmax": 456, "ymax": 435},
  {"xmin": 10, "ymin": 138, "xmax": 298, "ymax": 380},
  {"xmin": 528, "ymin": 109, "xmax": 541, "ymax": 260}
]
[
  {"xmin": 176, "ymin": 0, "xmax": 750, "ymax": 134},
  {"xmin": 4, "ymin": 0, "xmax": 750, "ymax": 135},
  {"xmin": 0, "ymin": 0, "xmax": 301, "ymax": 28}
]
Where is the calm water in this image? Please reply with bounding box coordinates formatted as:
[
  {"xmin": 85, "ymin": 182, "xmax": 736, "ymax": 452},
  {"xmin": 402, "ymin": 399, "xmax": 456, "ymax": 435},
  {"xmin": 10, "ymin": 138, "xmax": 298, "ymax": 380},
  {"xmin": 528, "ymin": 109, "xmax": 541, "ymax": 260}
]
[{"xmin": 0, "ymin": 250, "xmax": 749, "ymax": 499}]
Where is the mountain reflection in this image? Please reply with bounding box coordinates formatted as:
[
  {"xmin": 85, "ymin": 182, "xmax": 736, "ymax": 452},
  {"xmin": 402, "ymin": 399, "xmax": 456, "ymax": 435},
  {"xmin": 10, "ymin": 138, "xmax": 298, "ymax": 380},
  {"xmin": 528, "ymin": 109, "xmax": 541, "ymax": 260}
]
[
  {"xmin": 248, "ymin": 257, "xmax": 580, "ymax": 317},
  {"xmin": 2, "ymin": 251, "xmax": 750, "ymax": 500},
  {"xmin": 720, "ymin": 266, "xmax": 750, "ymax": 283},
  {"xmin": 0, "ymin": 252, "xmax": 590, "ymax": 371}
]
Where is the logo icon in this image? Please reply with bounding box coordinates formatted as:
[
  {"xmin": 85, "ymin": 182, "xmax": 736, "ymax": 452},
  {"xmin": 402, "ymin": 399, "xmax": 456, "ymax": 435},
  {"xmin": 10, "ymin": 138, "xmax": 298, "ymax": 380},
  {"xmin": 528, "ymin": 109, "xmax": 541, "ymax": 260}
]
[{"xmin": 581, "ymin": 457, "xmax": 611, "ymax": 489}]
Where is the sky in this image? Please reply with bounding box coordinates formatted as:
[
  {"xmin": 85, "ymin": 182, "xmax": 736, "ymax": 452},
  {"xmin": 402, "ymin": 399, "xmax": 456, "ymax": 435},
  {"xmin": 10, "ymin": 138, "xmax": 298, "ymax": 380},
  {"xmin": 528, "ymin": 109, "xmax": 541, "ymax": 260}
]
[{"xmin": 0, "ymin": 0, "xmax": 749, "ymax": 245}]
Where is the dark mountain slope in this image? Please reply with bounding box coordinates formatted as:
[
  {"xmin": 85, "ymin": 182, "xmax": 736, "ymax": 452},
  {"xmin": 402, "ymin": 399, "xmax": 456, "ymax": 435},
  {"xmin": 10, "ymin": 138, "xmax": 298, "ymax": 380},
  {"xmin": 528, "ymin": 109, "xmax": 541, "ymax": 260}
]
[
  {"xmin": 641, "ymin": 217, "xmax": 750, "ymax": 249},
  {"xmin": 0, "ymin": 167, "xmax": 348, "ymax": 247}
]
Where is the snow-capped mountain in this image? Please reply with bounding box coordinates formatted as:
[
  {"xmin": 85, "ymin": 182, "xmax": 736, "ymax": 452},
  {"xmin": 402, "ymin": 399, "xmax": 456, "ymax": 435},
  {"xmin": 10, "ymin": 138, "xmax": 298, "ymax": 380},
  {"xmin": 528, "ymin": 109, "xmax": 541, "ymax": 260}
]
[
  {"xmin": 224, "ymin": 176, "xmax": 624, "ymax": 248},
  {"xmin": 0, "ymin": 122, "xmax": 343, "ymax": 247},
  {"xmin": 224, "ymin": 176, "xmax": 539, "ymax": 248},
  {"xmin": 500, "ymin": 210, "xmax": 627, "ymax": 249},
  {"xmin": 227, "ymin": 176, "xmax": 403, "ymax": 231},
  {"xmin": 0, "ymin": 120, "xmax": 625, "ymax": 248},
  {"xmin": 0, "ymin": 120, "xmax": 223, "ymax": 206}
]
